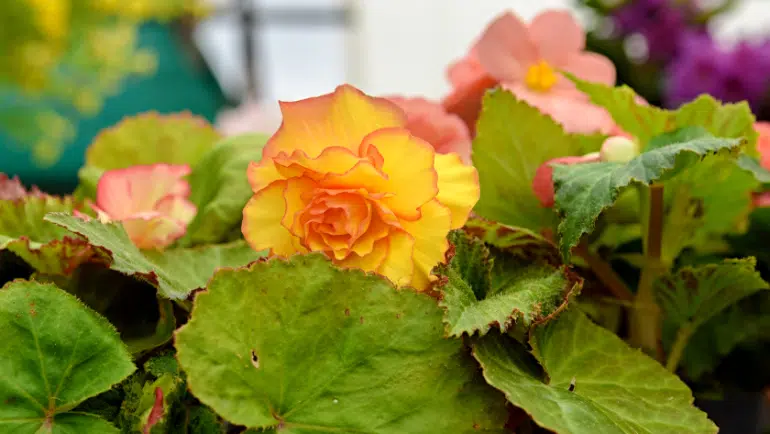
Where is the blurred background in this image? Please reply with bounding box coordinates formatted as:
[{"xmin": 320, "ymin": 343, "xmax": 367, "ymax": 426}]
[{"xmin": 1, "ymin": 0, "xmax": 769, "ymax": 192}]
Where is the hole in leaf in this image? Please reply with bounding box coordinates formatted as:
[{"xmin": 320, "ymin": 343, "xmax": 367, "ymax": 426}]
[{"xmin": 250, "ymin": 350, "xmax": 260, "ymax": 369}]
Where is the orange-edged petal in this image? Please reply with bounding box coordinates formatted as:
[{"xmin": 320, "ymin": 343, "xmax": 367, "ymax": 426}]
[
  {"xmin": 755, "ymin": 122, "xmax": 770, "ymax": 170},
  {"xmin": 97, "ymin": 164, "xmax": 191, "ymax": 219},
  {"xmin": 121, "ymin": 212, "xmax": 186, "ymax": 250},
  {"xmin": 247, "ymin": 146, "xmax": 363, "ymax": 192},
  {"xmin": 359, "ymin": 128, "xmax": 438, "ymax": 220},
  {"xmin": 281, "ymin": 177, "xmax": 317, "ymax": 235},
  {"xmin": 264, "ymin": 84, "xmax": 406, "ymax": 159},
  {"xmin": 434, "ymin": 153, "xmax": 479, "ymax": 229},
  {"xmin": 242, "ymin": 180, "xmax": 306, "ymax": 257},
  {"xmin": 398, "ymin": 199, "xmax": 452, "ymax": 291},
  {"xmin": 155, "ymin": 195, "xmax": 197, "ymax": 225},
  {"xmin": 337, "ymin": 237, "xmax": 390, "ymax": 274},
  {"xmin": 528, "ymin": 10, "xmax": 585, "ymax": 66},
  {"xmin": 377, "ymin": 229, "xmax": 416, "ymax": 288}
]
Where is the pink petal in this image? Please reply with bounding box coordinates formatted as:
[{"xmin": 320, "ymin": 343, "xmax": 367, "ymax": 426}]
[
  {"xmin": 755, "ymin": 122, "xmax": 770, "ymax": 170},
  {"xmin": 155, "ymin": 194, "xmax": 197, "ymax": 225},
  {"xmin": 528, "ymin": 10, "xmax": 586, "ymax": 66},
  {"xmin": 441, "ymin": 73, "xmax": 499, "ymax": 136},
  {"xmin": 386, "ymin": 96, "xmax": 472, "ymax": 164},
  {"xmin": 753, "ymin": 192, "xmax": 770, "ymax": 208},
  {"xmin": 121, "ymin": 213, "xmax": 187, "ymax": 250},
  {"xmin": 533, "ymin": 153, "xmax": 601, "ymax": 208},
  {"xmin": 561, "ymin": 52, "xmax": 616, "ymax": 87},
  {"xmin": 96, "ymin": 164, "xmax": 192, "ymax": 219},
  {"xmin": 506, "ymin": 84, "xmax": 615, "ymax": 134},
  {"xmin": 447, "ymin": 45, "xmax": 486, "ymax": 89},
  {"xmin": 476, "ymin": 11, "xmax": 538, "ymax": 83}
]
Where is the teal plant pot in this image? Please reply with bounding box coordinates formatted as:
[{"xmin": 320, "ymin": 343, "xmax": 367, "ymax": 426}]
[{"xmin": 0, "ymin": 22, "xmax": 226, "ymax": 194}]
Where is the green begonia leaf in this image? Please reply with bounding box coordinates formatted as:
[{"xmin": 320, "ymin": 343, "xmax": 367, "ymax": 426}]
[
  {"xmin": 76, "ymin": 112, "xmax": 221, "ymax": 199},
  {"xmin": 180, "ymin": 133, "xmax": 269, "ymax": 246},
  {"xmin": 439, "ymin": 223, "xmax": 581, "ymax": 337},
  {"xmin": 45, "ymin": 213, "xmax": 263, "ymax": 299},
  {"xmin": 569, "ymin": 75, "xmax": 757, "ymax": 152},
  {"xmin": 0, "ymin": 195, "xmax": 93, "ymax": 275},
  {"xmin": 176, "ymin": 254, "xmax": 508, "ymax": 432},
  {"xmin": 473, "ymin": 310, "xmax": 717, "ymax": 434},
  {"xmin": 656, "ymin": 258, "xmax": 769, "ymax": 372},
  {"xmin": 553, "ymin": 135, "xmax": 743, "ymax": 259},
  {"xmin": 0, "ymin": 280, "xmax": 135, "ymax": 432},
  {"xmin": 472, "ymin": 89, "xmax": 595, "ymax": 232}
]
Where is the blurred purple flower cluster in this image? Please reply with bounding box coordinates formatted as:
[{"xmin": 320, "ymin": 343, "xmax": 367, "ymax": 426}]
[
  {"xmin": 613, "ymin": 0, "xmax": 700, "ymax": 62},
  {"xmin": 612, "ymin": 0, "xmax": 770, "ymax": 110},
  {"xmin": 665, "ymin": 34, "xmax": 770, "ymax": 109}
]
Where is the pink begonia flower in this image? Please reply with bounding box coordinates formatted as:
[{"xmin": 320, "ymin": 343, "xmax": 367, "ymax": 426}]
[
  {"xmin": 215, "ymin": 99, "xmax": 282, "ymax": 136},
  {"xmin": 386, "ymin": 96, "xmax": 472, "ymax": 164},
  {"xmin": 89, "ymin": 164, "xmax": 197, "ymax": 249},
  {"xmin": 447, "ymin": 45, "xmax": 485, "ymax": 89},
  {"xmin": 444, "ymin": 9, "xmax": 617, "ymax": 135},
  {"xmin": 752, "ymin": 122, "xmax": 770, "ymax": 207},
  {"xmin": 532, "ymin": 153, "xmax": 601, "ymax": 208}
]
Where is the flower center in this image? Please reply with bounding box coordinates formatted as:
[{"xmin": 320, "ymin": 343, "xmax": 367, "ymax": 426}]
[{"xmin": 525, "ymin": 60, "xmax": 558, "ymax": 92}]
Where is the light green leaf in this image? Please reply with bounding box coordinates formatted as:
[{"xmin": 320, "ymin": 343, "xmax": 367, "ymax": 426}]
[
  {"xmin": 660, "ymin": 155, "xmax": 756, "ymax": 262},
  {"xmin": 180, "ymin": 133, "xmax": 269, "ymax": 246},
  {"xmin": 553, "ymin": 135, "xmax": 744, "ymax": 259},
  {"xmin": 677, "ymin": 291, "xmax": 770, "ymax": 379},
  {"xmin": 570, "ymin": 76, "xmax": 757, "ymax": 151},
  {"xmin": 439, "ymin": 224, "xmax": 581, "ymax": 337},
  {"xmin": 76, "ymin": 112, "xmax": 221, "ymax": 198},
  {"xmin": 45, "ymin": 213, "xmax": 264, "ymax": 299},
  {"xmin": 736, "ymin": 154, "xmax": 770, "ymax": 183},
  {"xmin": 473, "ymin": 310, "xmax": 717, "ymax": 434},
  {"xmin": 473, "ymin": 89, "xmax": 588, "ymax": 232},
  {"xmin": 175, "ymin": 254, "xmax": 508, "ymax": 432},
  {"xmin": 0, "ymin": 280, "xmax": 135, "ymax": 433},
  {"xmin": 0, "ymin": 195, "xmax": 94, "ymax": 275},
  {"xmin": 656, "ymin": 258, "xmax": 769, "ymax": 368},
  {"xmin": 568, "ymin": 77, "xmax": 670, "ymax": 145}
]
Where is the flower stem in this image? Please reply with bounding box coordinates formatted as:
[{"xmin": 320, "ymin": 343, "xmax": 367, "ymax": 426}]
[
  {"xmin": 666, "ymin": 324, "xmax": 694, "ymax": 372},
  {"xmin": 630, "ymin": 183, "xmax": 665, "ymax": 360},
  {"xmin": 575, "ymin": 243, "xmax": 633, "ymax": 302}
]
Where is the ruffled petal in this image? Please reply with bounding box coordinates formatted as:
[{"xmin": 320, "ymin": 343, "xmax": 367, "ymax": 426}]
[
  {"xmin": 154, "ymin": 195, "xmax": 197, "ymax": 225},
  {"xmin": 337, "ymin": 237, "xmax": 390, "ymax": 274},
  {"xmin": 97, "ymin": 164, "xmax": 191, "ymax": 219},
  {"xmin": 121, "ymin": 213, "xmax": 186, "ymax": 250},
  {"xmin": 528, "ymin": 10, "xmax": 585, "ymax": 66},
  {"xmin": 242, "ymin": 180, "xmax": 306, "ymax": 257},
  {"xmin": 476, "ymin": 11, "xmax": 537, "ymax": 82},
  {"xmin": 358, "ymin": 128, "xmax": 439, "ymax": 220},
  {"xmin": 376, "ymin": 229, "xmax": 416, "ymax": 288},
  {"xmin": 398, "ymin": 199, "xmax": 452, "ymax": 291},
  {"xmin": 434, "ymin": 153, "xmax": 479, "ymax": 229},
  {"xmin": 247, "ymin": 146, "xmax": 363, "ymax": 192},
  {"xmin": 264, "ymin": 84, "xmax": 406, "ymax": 159}
]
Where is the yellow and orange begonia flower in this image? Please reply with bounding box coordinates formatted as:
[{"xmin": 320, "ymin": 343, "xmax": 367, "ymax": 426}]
[{"xmin": 242, "ymin": 85, "xmax": 480, "ymax": 291}]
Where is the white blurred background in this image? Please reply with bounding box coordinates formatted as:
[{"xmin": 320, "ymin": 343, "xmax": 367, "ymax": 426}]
[{"xmin": 194, "ymin": 0, "xmax": 770, "ymax": 103}]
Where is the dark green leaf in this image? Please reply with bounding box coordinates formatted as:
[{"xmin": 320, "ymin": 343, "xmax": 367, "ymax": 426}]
[{"xmin": 0, "ymin": 280, "xmax": 135, "ymax": 432}]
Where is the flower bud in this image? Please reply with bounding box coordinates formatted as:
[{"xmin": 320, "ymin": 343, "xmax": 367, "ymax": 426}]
[{"xmin": 600, "ymin": 136, "xmax": 639, "ymax": 163}]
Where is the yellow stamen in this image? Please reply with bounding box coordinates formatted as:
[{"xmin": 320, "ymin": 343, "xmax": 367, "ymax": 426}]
[{"xmin": 525, "ymin": 60, "xmax": 558, "ymax": 92}]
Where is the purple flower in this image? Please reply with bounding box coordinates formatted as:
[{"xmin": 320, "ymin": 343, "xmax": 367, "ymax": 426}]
[
  {"xmin": 613, "ymin": 0, "xmax": 699, "ymax": 62},
  {"xmin": 664, "ymin": 33, "xmax": 770, "ymax": 110}
]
